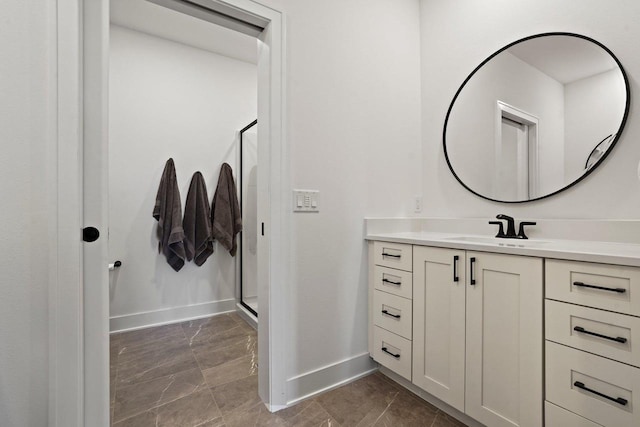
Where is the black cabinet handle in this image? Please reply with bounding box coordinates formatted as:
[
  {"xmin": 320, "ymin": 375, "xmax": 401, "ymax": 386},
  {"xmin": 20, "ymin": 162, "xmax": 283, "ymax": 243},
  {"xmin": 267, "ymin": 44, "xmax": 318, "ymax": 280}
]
[
  {"xmin": 382, "ymin": 252, "xmax": 401, "ymax": 258},
  {"xmin": 573, "ymin": 281, "xmax": 626, "ymax": 294},
  {"xmin": 470, "ymin": 257, "xmax": 476, "ymax": 285},
  {"xmin": 381, "ymin": 347, "xmax": 400, "ymax": 359},
  {"xmin": 573, "ymin": 381, "xmax": 628, "ymax": 406},
  {"xmin": 382, "ymin": 278, "xmax": 401, "ymax": 286},
  {"xmin": 573, "ymin": 326, "xmax": 627, "ymax": 344},
  {"xmin": 453, "ymin": 255, "xmax": 459, "ymax": 282},
  {"xmin": 381, "ymin": 309, "xmax": 400, "ymax": 319}
]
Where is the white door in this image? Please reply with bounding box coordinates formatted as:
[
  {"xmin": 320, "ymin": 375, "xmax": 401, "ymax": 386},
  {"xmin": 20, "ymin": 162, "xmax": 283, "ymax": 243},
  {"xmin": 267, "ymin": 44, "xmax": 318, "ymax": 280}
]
[
  {"xmin": 412, "ymin": 246, "xmax": 466, "ymax": 411},
  {"xmin": 465, "ymin": 252, "xmax": 543, "ymax": 427}
]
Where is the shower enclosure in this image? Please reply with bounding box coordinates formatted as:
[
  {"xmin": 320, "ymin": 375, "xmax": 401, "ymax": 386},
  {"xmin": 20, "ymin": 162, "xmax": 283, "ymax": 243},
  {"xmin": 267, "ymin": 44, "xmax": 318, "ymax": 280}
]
[{"xmin": 239, "ymin": 120, "xmax": 258, "ymax": 317}]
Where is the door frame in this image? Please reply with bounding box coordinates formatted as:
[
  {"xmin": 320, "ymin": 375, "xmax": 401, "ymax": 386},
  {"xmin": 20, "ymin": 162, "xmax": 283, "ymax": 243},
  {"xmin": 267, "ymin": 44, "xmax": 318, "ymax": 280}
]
[{"xmin": 53, "ymin": 0, "xmax": 289, "ymax": 424}]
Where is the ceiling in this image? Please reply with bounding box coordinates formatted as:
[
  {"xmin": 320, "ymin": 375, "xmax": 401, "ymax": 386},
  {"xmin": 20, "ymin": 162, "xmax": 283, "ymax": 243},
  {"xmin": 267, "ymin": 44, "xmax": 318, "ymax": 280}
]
[
  {"xmin": 110, "ymin": 0, "xmax": 257, "ymax": 64},
  {"xmin": 508, "ymin": 35, "xmax": 617, "ymax": 84}
]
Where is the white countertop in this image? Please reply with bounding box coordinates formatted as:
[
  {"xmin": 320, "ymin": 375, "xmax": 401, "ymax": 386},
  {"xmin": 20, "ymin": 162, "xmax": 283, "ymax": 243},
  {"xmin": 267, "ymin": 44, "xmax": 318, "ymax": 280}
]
[{"xmin": 366, "ymin": 231, "xmax": 640, "ymax": 267}]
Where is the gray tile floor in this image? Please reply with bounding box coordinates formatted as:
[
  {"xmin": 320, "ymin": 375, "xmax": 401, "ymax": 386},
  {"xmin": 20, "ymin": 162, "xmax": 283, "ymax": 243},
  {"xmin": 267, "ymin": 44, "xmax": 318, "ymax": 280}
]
[{"xmin": 110, "ymin": 312, "xmax": 467, "ymax": 426}]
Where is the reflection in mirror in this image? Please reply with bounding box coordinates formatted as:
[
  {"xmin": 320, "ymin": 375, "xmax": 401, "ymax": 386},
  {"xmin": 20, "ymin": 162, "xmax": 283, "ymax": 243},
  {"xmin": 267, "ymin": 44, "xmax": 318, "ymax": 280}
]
[
  {"xmin": 444, "ymin": 33, "xmax": 629, "ymax": 203},
  {"xmin": 585, "ymin": 133, "xmax": 616, "ymax": 170}
]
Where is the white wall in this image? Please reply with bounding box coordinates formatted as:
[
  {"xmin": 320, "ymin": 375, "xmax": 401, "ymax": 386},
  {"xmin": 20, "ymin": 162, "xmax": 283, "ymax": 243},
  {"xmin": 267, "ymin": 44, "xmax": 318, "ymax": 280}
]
[
  {"xmin": 564, "ymin": 68, "xmax": 627, "ymax": 182},
  {"xmin": 0, "ymin": 1, "xmax": 52, "ymax": 426},
  {"xmin": 280, "ymin": 0, "xmax": 422, "ymax": 382},
  {"xmin": 446, "ymin": 51, "xmax": 565, "ymax": 199},
  {"xmin": 108, "ymin": 25, "xmax": 256, "ymax": 329},
  {"xmin": 420, "ymin": 0, "xmax": 640, "ymax": 217}
]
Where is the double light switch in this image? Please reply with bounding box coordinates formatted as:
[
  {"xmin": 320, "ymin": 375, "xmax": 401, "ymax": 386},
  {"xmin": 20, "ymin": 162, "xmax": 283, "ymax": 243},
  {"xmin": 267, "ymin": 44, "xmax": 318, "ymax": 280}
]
[{"xmin": 293, "ymin": 190, "xmax": 319, "ymax": 212}]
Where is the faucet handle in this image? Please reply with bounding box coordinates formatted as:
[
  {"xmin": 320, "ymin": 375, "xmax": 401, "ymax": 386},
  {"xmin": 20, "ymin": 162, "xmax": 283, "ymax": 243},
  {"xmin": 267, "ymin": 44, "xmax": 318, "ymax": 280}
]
[
  {"xmin": 489, "ymin": 221, "xmax": 506, "ymax": 238},
  {"xmin": 496, "ymin": 214, "xmax": 517, "ymax": 237},
  {"xmin": 517, "ymin": 221, "xmax": 537, "ymax": 239}
]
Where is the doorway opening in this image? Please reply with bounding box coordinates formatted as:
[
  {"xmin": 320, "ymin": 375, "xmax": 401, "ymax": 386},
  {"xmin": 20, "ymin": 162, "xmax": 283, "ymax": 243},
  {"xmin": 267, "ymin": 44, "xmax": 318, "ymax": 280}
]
[
  {"xmin": 62, "ymin": 0, "xmax": 288, "ymax": 424},
  {"xmin": 108, "ymin": 0, "xmax": 257, "ymax": 330}
]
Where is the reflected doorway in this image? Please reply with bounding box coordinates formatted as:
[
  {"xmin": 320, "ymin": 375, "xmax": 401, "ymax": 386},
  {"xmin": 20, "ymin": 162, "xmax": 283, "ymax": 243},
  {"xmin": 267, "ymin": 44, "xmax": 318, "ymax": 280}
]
[{"xmin": 494, "ymin": 101, "xmax": 539, "ymax": 200}]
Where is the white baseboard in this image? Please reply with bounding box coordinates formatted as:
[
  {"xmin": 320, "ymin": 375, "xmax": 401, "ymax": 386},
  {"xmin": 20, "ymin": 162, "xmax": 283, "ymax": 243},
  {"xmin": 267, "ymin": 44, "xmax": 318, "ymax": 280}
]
[
  {"xmin": 285, "ymin": 352, "xmax": 377, "ymax": 406},
  {"xmin": 109, "ymin": 298, "xmax": 237, "ymax": 333},
  {"xmin": 236, "ymin": 302, "xmax": 257, "ymax": 330}
]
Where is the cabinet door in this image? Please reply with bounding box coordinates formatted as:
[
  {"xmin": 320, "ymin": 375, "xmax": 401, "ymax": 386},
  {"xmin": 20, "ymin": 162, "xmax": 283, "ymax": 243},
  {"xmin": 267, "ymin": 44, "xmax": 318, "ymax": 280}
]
[
  {"xmin": 465, "ymin": 252, "xmax": 543, "ymax": 427},
  {"xmin": 413, "ymin": 246, "xmax": 466, "ymax": 411}
]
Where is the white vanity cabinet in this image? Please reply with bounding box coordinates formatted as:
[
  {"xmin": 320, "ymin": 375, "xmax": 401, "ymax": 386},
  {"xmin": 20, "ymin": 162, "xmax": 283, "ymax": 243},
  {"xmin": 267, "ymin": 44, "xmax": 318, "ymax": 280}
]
[
  {"xmin": 412, "ymin": 247, "xmax": 543, "ymax": 427},
  {"xmin": 367, "ymin": 225, "xmax": 640, "ymax": 427}
]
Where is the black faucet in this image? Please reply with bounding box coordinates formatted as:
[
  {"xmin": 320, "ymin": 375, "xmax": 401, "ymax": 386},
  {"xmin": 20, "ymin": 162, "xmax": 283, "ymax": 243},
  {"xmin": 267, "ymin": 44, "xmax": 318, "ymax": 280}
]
[
  {"xmin": 491, "ymin": 215, "xmax": 537, "ymax": 239},
  {"xmin": 495, "ymin": 214, "xmax": 517, "ymax": 238}
]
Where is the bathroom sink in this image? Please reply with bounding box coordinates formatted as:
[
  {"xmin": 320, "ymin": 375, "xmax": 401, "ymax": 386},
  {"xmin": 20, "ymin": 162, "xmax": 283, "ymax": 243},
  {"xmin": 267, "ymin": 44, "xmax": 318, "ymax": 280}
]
[{"xmin": 443, "ymin": 236, "xmax": 550, "ymax": 247}]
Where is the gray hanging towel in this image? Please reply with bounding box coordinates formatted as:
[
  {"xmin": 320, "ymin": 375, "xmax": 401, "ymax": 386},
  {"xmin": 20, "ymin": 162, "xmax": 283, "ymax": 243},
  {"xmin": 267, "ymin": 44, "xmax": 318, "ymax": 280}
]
[
  {"xmin": 153, "ymin": 158, "xmax": 186, "ymax": 271},
  {"xmin": 211, "ymin": 163, "xmax": 242, "ymax": 256},
  {"xmin": 183, "ymin": 171, "xmax": 214, "ymax": 266}
]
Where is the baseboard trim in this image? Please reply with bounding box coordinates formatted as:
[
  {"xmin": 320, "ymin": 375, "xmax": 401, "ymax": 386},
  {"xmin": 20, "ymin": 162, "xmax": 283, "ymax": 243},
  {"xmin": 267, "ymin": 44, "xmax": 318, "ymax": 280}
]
[
  {"xmin": 109, "ymin": 299, "xmax": 237, "ymax": 333},
  {"xmin": 236, "ymin": 303, "xmax": 258, "ymax": 330},
  {"xmin": 285, "ymin": 352, "xmax": 377, "ymax": 406}
]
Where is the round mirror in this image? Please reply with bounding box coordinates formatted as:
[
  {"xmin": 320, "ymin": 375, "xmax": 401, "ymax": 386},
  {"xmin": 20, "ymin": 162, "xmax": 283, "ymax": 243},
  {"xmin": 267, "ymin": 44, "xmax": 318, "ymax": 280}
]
[{"xmin": 443, "ymin": 33, "xmax": 629, "ymax": 203}]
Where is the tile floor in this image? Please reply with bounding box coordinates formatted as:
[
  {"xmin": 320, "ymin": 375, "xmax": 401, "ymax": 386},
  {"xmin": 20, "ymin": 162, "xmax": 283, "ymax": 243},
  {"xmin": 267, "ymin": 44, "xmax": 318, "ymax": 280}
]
[{"xmin": 110, "ymin": 312, "xmax": 467, "ymax": 426}]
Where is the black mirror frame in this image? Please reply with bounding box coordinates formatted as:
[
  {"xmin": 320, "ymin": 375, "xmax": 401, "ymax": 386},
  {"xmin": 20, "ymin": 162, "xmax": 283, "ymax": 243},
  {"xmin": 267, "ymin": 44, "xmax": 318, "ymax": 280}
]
[{"xmin": 442, "ymin": 32, "xmax": 630, "ymax": 204}]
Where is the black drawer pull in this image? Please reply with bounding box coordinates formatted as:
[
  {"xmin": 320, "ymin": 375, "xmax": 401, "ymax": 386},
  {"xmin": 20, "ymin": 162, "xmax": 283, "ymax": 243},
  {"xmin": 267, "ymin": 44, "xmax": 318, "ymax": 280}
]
[
  {"xmin": 382, "ymin": 252, "xmax": 401, "ymax": 258},
  {"xmin": 470, "ymin": 257, "xmax": 476, "ymax": 285},
  {"xmin": 381, "ymin": 347, "xmax": 400, "ymax": 359},
  {"xmin": 573, "ymin": 281, "xmax": 626, "ymax": 294},
  {"xmin": 382, "ymin": 278, "xmax": 401, "ymax": 286},
  {"xmin": 381, "ymin": 309, "xmax": 400, "ymax": 319},
  {"xmin": 573, "ymin": 381, "xmax": 628, "ymax": 406},
  {"xmin": 453, "ymin": 255, "xmax": 459, "ymax": 282},
  {"xmin": 573, "ymin": 326, "xmax": 627, "ymax": 344}
]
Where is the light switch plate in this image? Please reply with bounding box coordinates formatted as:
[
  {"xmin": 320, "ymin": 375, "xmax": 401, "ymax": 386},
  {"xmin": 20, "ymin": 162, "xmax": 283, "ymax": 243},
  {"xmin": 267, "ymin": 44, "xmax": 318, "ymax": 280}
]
[{"xmin": 293, "ymin": 190, "xmax": 319, "ymax": 212}]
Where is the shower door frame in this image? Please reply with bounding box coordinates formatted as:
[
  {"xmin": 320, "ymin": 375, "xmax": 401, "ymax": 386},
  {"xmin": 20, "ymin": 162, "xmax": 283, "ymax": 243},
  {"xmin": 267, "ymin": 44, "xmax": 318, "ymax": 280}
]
[{"xmin": 239, "ymin": 119, "xmax": 259, "ymax": 318}]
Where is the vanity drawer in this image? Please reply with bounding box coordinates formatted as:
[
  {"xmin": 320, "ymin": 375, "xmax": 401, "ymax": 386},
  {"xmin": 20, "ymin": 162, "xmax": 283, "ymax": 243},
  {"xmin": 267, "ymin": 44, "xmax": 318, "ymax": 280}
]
[
  {"xmin": 373, "ymin": 290, "xmax": 412, "ymax": 340},
  {"xmin": 546, "ymin": 341, "xmax": 640, "ymax": 427},
  {"xmin": 545, "ymin": 402, "xmax": 602, "ymax": 427},
  {"xmin": 372, "ymin": 326, "xmax": 411, "ymax": 381},
  {"xmin": 373, "ymin": 266, "xmax": 412, "ymax": 299},
  {"xmin": 546, "ymin": 259, "xmax": 640, "ymax": 316},
  {"xmin": 546, "ymin": 300, "xmax": 640, "ymax": 367},
  {"xmin": 373, "ymin": 241, "xmax": 412, "ymax": 272}
]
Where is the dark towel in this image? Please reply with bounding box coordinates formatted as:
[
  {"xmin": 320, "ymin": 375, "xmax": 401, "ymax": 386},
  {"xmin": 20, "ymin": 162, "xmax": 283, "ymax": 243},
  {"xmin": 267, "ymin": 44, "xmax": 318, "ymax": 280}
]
[
  {"xmin": 153, "ymin": 158, "xmax": 186, "ymax": 271},
  {"xmin": 183, "ymin": 172, "xmax": 214, "ymax": 266},
  {"xmin": 211, "ymin": 163, "xmax": 242, "ymax": 256}
]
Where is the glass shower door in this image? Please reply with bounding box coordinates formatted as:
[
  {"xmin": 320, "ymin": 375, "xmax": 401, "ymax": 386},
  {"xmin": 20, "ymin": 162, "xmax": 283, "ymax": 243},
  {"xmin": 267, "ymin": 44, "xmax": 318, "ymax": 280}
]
[{"xmin": 240, "ymin": 120, "xmax": 258, "ymax": 317}]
